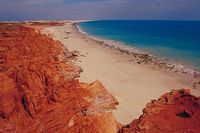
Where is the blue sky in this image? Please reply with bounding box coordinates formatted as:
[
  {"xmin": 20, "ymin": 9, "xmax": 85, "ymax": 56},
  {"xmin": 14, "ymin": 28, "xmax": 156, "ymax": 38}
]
[{"xmin": 0, "ymin": 0, "xmax": 200, "ymax": 21}]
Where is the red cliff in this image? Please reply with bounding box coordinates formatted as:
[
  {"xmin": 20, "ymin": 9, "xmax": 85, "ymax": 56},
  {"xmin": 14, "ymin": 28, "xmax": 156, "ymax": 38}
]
[{"xmin": 0, "ymin": 24, "xmax": 120, "ymax": 133}]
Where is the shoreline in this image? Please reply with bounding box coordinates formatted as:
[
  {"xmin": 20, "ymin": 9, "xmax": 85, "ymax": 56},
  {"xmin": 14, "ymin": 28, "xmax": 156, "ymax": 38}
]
[
  {"xmin": 76, "ymin": 22, "xmax": 200, "ymax": 77},
  {"xmin": 43, "ymin": 21, "xmax": 200, "ymax": 124}
]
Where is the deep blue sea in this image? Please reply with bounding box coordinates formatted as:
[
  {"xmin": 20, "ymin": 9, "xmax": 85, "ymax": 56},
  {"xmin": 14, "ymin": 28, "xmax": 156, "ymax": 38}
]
[{"xmin": 79, "ymin": 20, "xmax": 200, "ymax": 71}]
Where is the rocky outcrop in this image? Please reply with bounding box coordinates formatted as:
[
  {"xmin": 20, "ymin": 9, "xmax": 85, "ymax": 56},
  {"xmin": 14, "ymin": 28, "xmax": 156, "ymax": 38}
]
[
  {"xmin": 0, "ymin": 24, "xmax": 120, "ymax": 133},
  {"xmin": 121, "ymin": 89, "xmax": 200, "ymax": 133}
]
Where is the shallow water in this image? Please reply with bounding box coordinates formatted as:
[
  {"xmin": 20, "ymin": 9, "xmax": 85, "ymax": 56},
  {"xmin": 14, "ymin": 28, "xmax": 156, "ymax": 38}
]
[{"xmin": 79, "ymin": 20, "xmax": 200, "ymax": 71}]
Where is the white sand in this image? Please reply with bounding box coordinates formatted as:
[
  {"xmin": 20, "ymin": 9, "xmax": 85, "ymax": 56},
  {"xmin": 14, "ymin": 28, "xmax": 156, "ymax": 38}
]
[{"xmin": 44, "ymin": 21, "xmax": 200, "ymax": 124}]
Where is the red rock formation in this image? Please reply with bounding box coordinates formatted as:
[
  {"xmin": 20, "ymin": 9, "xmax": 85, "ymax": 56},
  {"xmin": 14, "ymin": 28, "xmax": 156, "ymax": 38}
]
[
  {"xmin": 0, "ymin": 24, "xmax": 120, "ymax": 133},
  {"xmin": 121, "ymin": 89, "xmax": 200, "ymax": 133}
]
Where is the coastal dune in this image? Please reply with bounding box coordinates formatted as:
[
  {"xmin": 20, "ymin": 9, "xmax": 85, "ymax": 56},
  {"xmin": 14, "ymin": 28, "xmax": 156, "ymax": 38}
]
[{"xmin": 44, "ymin": 21, "xmax": 200, "ymax": 124}]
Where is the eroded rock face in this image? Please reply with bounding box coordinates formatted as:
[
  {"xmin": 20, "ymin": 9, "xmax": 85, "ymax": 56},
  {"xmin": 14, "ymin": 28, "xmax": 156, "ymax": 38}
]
[
  {"xmin": 0, "ymin": 24, "xmax": 120, "ymax": 133},
  {"xmin": 121, "ymin": 89, "xmax": 200, "ymax": 133}
]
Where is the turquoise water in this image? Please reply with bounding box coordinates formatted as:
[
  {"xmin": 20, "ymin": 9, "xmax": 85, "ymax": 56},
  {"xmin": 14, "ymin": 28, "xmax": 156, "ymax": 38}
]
[{"xmin": 79, "ymin": 20, "xmax": 200, "ymax": 71}]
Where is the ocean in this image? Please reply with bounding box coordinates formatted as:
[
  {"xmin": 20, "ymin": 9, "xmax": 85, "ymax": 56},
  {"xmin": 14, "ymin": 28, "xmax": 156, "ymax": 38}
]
[{"xmin": 78, "ymin": 20, "xmax": 200, "ymax": 71}]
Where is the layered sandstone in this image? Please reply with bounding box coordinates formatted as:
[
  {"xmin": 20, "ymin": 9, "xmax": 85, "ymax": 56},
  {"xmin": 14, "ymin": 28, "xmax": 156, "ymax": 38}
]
[{"xmin": 0, "ymin": 24, "xmax": 120, "ymax": 133}]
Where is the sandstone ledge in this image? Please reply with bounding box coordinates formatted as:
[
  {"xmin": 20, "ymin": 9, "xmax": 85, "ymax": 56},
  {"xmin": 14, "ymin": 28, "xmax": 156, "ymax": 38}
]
[{"xmin": 121, "ymin": 89, "xmax": 200, "ymax": 133}]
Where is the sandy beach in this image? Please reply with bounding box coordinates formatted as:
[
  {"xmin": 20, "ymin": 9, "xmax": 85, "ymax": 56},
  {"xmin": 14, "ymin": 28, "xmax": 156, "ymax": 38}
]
[{"xmin": 44, "ymin": 21, "xmax": 200, "ymax": 124}]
